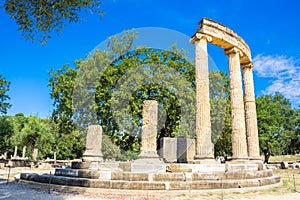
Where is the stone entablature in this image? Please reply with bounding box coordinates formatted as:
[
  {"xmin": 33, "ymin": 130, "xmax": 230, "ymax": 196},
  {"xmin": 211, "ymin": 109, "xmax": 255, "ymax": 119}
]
[{"xmin": 191, "ymin": 18, "xmax": 251, "ymax": 65}]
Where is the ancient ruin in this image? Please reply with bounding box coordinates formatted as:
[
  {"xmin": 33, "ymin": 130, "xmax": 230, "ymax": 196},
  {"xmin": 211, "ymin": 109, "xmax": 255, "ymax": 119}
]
[{"xmin": 20, "ymin": 18, "xmax": 280, "ymax": 190}]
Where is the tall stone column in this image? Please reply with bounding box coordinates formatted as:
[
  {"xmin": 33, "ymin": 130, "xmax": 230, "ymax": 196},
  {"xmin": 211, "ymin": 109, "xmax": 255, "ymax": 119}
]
[
  {"xmin": 138, "ymin": 100, "xmax": 160, "ymax": 159},
  {"xmin": 193, "ymin": 33, "xmax": 214, "ymax": 160},
  {"xmin": 225, "ymin": 47, "xmax": 248, "ymax": 160},
  {"xmin": 242, "ymin": 63, "xmax": 260, "ymax": 160}
]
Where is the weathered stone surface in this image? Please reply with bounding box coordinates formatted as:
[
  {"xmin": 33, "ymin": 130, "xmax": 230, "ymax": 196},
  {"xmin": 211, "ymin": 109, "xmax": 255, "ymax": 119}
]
[
  {"xmin": 111, "ymin": 172, "xmax": 149, "ymax": 181},
  {"xmin": 20, "ymin": 170, "xmax": 280, "ymax": 190},
  {"xmin": 225, "ymin": 164, "xmax": 258, "ymax": 172},
  {"xmin": 293, "ymin": 162, "xmax": 300, "ymax": 169},
  {"xmin": 22, "ymin": 146, "xmax": 26, "ymax": 158},
  {"xmin": 82, "ymin": 125, "xmax": 103, "ymax": 162},
  {"xmin": 32, "ymin": 148, "xmax": 38, "ymax": 161},
  {"xmin": 281, "ymin": 161, "xmax": 289, "ymax": 169},
  {"xmin": 88, "ymin": 180, "xmax": 111, "ymax": 188},
  {"xmin": 119, "ymin": 161, "xmax": 166, "ymax": 172},
  {"xmin": 111, "ymin": 181, "xmax": 166, "ymax": 190},
  {"xmin": 194, "ymin": 34, "xmax": 214, "ymax": 160},
  {"xmin": 242, "ymin": 64, "xmax": 260, "ymax": 160},
  {"xmin": 71, "ymin": 161, "xmax": 90, "ymax": 169},
  {"xmin": 98, "ymin": 162, "xmax": 122, "ymax": 171},
  {"xmin": 159, "ymin": 137, "xmax": 177, "ymax": 163},
  {"xmin": 55, "ymin": 168, "xmax": 78, "ymax": 177},
  {"xmin": 166, "ymin": 164, "xmax": 192, "ymax": 173},
  {"xmin": 152, "ymin": 173, "xmax": 185, "ymax": 181},
  {"xmin": 225, "ymin": 47, "xmax": 248, "ymax": 160},
  {"xmin": 191, "ymin": 164, "xmax": 226, "ymax": 172},
  {"xmin": 55, "ymin": 168, "xmax": 100, "ymax": 179},
  {"xmin": 130, "ymin": 163, "xmax": 166, "ymax": 173},
  {"xmin": 192, "ymin": 172, "xmax": 225, "ymax": 180},
  {"xmin": 193, "ymin": 18, "xmax": 251, "ymax": 65},
  {"xmin": 138, "ymin": 100, "xmax": 160, "ymax": 160},
  {"xmin": 13, "ymin": 146, "xmax": 17, "ymax": 158},
  {"xmin": 159, "ymin": 138, "xmax": 195, "ymax": 163}
]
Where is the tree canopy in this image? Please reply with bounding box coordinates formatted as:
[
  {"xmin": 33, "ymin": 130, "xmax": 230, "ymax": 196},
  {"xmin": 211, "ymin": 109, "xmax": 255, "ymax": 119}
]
[
  {"xmin": 1, "ymin": 0, "xmax": 103, "ymax": 44},
  {"xmin": 256, "ymin": 93, "xmax": 299, "ymax": 163},
  {"xmin": 0, "ymin": 74, "xmax": 11, "ymax": 114}
]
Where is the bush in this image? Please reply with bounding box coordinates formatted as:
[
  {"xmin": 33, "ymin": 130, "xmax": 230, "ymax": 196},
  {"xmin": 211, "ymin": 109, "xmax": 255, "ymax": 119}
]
[{"xmin": 102, "ymin": 134, "xmax": 120, "ymax": 160}]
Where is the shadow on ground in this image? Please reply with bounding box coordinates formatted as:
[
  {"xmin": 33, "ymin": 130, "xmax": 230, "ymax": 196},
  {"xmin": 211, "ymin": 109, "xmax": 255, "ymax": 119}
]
[{"xmin": 0, "ymin": 181, "xmax": 65, "ymax": 200}]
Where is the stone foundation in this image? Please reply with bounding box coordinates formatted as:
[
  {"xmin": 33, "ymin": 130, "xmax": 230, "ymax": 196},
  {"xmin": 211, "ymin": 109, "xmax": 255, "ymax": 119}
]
[{"xmin": 20, "ymin": 162, "xmax": 280, "ymax": 190}]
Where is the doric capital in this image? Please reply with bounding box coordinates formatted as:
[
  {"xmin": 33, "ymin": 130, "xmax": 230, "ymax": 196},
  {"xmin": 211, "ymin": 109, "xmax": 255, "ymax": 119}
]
[
  {"xmin": 241, "ymin": 62, "xmax": 253, "ymax": 69},
  {"xmin": 190, "ymin": 33, "xmax": 212, "ymax": 44},
  {"xmin": 224, "ymin": 47, "xmax": 243, "ymax": 57}
]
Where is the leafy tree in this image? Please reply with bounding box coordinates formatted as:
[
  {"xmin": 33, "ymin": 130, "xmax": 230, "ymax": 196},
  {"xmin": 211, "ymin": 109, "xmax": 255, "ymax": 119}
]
[
  {"xmin": 210, "ymin": 71, "xmax": 232, "ymax": 158},
  {"xmin": 256, "ymin": 93, "xmax": 297, "ymax": 163},
  {"xmin": 11, "ymin": 115, "xmax": 54, "ymax": 159},
  {"xmin": 0, "ymin": 74, "xmax": 11, "ymax": 114},
  {"xmin": 0, "ymin": 116, "xmax": 14, "ymax": 155},
  {"xmin": 278, "ymin": 106, "xmax": 299, "ymax": 155},
  {"xmin": 48, "ymin": 65, "xmax": 85, "ymax": 159},
  {"xmin": 1, "ymin": 0, "xmax": 103, "ymax": 44}
]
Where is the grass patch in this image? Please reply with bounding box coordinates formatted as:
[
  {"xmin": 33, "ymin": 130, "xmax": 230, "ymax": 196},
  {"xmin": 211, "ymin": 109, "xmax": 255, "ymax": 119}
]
[{"xmin": 269, "ymin": 154, "xmax": 300, "ymax": 162}]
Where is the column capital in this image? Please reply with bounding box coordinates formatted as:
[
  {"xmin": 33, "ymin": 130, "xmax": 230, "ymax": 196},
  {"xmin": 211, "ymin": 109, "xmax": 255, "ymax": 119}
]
[
  {"xmin": 241, "ymin": 62, "xmax": 253, "ymax": 69},
  {"xmin": 190, "ymin": 33, "xmax": 212, "ymax": 44},
  {"xmin": 195, "ymin": 33, "xmax": 212, "ymax": 42},
  {"xmin": 224, "ymin": 47, "xmax": 243, "ymax": 57}
]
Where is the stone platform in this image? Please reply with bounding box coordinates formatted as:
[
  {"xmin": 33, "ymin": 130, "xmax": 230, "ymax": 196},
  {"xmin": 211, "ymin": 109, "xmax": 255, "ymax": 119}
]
[{"xmin": 20, "ymin": 162, "xmax": 281, "ymax": 190}]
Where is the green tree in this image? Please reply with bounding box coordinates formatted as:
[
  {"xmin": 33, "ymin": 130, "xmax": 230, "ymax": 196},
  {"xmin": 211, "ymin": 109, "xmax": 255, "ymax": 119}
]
[
  {"xmin": 256, "ymin": 93, "xmax": 297, "ymax": 163},
  {"xmin": 209, "ymin": 71, "xmax": 232, "ymax": 158},
  {"xmin": 48, "ymin": 65, "xmax": 85, "ymax": 159},
  {"xmin": 11, "ymin": 115, "xmax": 54, "ymax": 159},
  {"xmin": 0, "ymin": 115, "xmax": 14, "ymax": 155},
  {"xmin": 0, "ymin": 74, "xmax": 11, "ymax": 114},
  {"xmin": 278, "ymin": 106, "xmax": 299, "ymax": 155},
  {"xmin": 1, "ymin": 0, "xmax": 103, "ymax": 44}
]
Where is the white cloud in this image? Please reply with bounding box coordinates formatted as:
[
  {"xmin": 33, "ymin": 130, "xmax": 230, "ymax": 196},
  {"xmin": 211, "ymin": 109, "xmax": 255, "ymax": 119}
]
[{"xmin": 253, "ymin": 54, "xmax": 300, "ymax": 106}]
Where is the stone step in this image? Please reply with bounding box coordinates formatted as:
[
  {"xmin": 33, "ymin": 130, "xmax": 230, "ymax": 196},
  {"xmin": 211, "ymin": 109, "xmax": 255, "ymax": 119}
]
[
  {"xmin": 55, "ymin": 169, "xmax": 100, "ymax": 179},
  {"xmin": 111, "ymin": 170, "xmax": 273, "ymax": 181},
  {"xmin": 20, "ymin": 173, "xmax": 281, "ymax": 190},
  {"xmin": 192, "ymin": 170, "xmax": 273, "ymax": 181}
]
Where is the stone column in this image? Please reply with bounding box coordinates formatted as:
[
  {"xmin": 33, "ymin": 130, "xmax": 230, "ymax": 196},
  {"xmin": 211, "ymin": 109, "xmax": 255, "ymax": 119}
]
[
  {"xmin": 54, "ymin": 146, "xmax": 57, "ymax": 165},
  {"xmin": 22, "ymin": 146, "xmax": 27, "ymax": 158},
  {"xmin": 13, "ymin": 146, "xmax": 17, "ymax": 158},
  {"xmin": 242, "ymin": 63, "xmax": 260, "ymax": 160},
  {"xmin": 32, "ymin": 148, "xmax": 38, "ymax": 161},
  {"xmin": 193, "ymin": 33, "xmax": 214, "ymax": 160},
  {"xmin": 138, "ymin": 100, "xmax": 160, "ymax": 159},
  {"xmin": 82, "ymin": 125, "xmax": 103, "ymax": 162},
  {"xmin": 225, "ymin": 47, "xmax": 248, "ymax": 160}
]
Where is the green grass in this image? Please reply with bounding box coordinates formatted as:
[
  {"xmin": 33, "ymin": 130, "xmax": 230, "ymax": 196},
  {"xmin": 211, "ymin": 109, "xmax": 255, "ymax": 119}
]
[{"xmin": 269, "ymin": 154, "xmax": 300, "ymax": 162}]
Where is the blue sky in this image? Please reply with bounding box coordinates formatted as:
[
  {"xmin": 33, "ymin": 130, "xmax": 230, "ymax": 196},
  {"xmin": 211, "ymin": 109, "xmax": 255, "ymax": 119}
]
[{"xmin": 0, "ymin": 0, "xmax": 300, "ymax": 118}]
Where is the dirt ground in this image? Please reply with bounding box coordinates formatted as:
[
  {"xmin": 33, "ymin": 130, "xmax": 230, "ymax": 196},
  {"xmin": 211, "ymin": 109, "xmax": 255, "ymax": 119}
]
[{"xmin": 1, "ymin": 167, "xmax": 300, "ymax": 200}]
